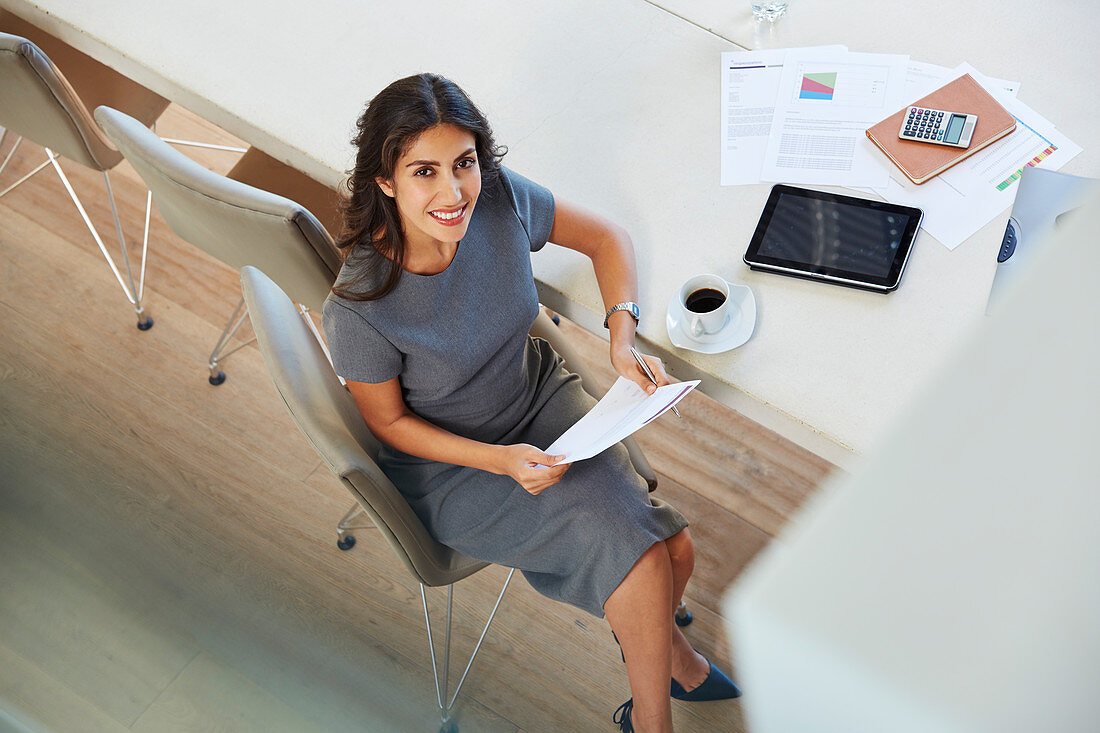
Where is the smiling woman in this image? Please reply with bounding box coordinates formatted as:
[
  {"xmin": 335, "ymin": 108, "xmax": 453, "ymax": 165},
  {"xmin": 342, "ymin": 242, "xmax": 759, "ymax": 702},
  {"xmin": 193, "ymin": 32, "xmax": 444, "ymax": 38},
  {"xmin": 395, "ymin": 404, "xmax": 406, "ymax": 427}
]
[
  {"xmin": 375, "ymin": 125, "xmax": 481, "ymax": 275},
  {"xmin": 321, "ymin": 73, "xmax": 740, "ymax": 732},
  {"xmin": 332, "ymin": 74, "xmax": 504, "ymax": 300}
]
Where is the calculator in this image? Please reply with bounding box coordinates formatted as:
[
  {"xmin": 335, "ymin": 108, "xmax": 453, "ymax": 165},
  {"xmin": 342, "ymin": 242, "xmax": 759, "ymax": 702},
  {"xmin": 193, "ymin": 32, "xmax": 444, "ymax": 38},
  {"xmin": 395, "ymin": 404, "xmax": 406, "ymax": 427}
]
[{"xmin": 898, "ymin": 106, "xmax": 978, "ymax": 148}]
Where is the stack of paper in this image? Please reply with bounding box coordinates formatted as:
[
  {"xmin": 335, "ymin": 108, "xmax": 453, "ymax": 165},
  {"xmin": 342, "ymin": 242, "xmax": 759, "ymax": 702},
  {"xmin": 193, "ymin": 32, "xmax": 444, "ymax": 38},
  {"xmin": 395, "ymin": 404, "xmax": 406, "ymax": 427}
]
[
  {"xmin": 721, "ymin": 49, "xmax": 1083, "ymax": 250},
  {"xmin": 543, "ymin": 377, "xmax": 697, "ymax": 465},
  {"xmin": 858, "ymin": 62, "xmax": 1082, "ymax": 250},
  {"xmin": 722, "ymin": 47, "xmax": 909, "ymax": 188}
]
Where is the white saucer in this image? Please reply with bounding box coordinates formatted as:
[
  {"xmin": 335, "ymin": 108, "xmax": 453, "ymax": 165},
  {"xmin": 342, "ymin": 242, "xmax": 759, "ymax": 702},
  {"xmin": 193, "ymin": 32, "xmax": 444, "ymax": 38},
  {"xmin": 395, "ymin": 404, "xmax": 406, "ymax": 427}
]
[{"xmin": 666, "ymin": 281, "xmax": 756, "ymax": 354}]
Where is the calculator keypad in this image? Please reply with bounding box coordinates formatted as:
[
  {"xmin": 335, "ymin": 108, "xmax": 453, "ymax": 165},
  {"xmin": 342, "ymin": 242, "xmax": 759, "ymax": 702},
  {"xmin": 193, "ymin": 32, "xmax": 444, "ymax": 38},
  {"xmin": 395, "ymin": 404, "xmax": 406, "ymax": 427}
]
[{"xmin": 899, "ymin": 106, "xmax": 962, "ymax": 146}]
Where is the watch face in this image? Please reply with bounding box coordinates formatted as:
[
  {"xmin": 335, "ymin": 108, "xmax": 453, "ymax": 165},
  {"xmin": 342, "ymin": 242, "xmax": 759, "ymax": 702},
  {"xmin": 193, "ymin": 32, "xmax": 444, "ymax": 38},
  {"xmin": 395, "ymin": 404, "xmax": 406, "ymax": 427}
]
[{"xmin": 605, "ymin": 302, "xmax": 640, "ymax": 328}]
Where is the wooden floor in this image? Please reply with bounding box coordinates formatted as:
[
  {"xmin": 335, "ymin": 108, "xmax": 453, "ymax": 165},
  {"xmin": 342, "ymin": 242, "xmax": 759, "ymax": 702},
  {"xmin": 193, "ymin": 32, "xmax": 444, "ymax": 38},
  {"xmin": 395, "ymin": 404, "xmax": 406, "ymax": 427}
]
[{"xmin": 0, "ymin": 107, "xmax": 836, "ymax": 732}]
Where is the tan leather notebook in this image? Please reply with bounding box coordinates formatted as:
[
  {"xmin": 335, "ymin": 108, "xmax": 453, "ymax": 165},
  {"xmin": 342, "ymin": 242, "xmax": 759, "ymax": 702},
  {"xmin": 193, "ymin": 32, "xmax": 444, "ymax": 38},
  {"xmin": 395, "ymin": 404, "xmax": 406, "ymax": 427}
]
[{"xmin": 866, "ymin": 74, "xmax": 1016, "ymax": 184}]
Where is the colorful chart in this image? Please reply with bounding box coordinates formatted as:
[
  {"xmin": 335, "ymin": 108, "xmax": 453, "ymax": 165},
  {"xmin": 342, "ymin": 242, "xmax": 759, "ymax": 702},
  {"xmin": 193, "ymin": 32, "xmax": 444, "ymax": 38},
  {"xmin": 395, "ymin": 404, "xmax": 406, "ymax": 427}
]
[
  {"xmin": 799, "ymin": 72, "xmax": 837, "ymax": 101},
  {"xmin": 996, "ymin": 145, "xmax": 1058, "ymax": 191}
]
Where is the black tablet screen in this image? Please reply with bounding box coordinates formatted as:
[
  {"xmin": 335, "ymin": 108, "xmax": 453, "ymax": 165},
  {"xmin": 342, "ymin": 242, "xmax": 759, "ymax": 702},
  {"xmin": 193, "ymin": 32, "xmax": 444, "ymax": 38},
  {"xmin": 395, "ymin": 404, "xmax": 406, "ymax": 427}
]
[{"xmin": 756, "ymin": 192, "xmax": 913, "ymax": 279}]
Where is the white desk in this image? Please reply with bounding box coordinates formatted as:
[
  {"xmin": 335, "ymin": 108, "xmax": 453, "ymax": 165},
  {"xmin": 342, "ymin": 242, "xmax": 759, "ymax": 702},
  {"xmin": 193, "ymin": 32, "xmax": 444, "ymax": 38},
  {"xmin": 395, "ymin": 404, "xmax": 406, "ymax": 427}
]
[{"xmin": 5, "ymin": 0, "xmax": 1097, "ymax": 464}]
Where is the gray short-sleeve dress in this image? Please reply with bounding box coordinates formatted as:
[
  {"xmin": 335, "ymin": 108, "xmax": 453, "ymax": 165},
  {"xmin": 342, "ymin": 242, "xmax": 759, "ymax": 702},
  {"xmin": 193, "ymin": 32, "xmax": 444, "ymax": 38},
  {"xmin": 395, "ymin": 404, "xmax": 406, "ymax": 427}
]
[{"xmin": 322, "ymin": 167, "xmax": 687, "ymax": 618}]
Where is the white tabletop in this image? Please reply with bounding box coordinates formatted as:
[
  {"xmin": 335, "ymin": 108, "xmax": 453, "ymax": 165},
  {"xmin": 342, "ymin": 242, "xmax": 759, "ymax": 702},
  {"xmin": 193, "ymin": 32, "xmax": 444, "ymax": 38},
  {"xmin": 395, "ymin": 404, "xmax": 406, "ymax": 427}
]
[{"xmin": 6, "ymin": 0, "xmax": 1096, "ymax": 459}]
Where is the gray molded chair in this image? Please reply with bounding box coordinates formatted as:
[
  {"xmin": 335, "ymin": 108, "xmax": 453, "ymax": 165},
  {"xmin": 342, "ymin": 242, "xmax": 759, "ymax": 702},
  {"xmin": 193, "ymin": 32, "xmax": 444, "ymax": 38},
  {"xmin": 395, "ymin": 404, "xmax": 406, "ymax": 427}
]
[
  {"xmin": 239, "ymin": 264, "xmax": 681, "ymax": 731},
  {"xmin": 95, "ymin": 104, "xmax": 342, "ymax": 385},
  {"xmin": 0, "ymin": 18, "xmax": 170, "ymax": 329}
]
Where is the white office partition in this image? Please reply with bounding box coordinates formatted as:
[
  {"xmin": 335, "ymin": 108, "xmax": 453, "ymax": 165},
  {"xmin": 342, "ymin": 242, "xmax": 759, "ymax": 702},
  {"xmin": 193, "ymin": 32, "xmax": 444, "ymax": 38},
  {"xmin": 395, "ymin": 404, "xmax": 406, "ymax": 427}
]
[{"xmin": 725, "ymin": 189, "xmax": 1100, "ymax": 733}]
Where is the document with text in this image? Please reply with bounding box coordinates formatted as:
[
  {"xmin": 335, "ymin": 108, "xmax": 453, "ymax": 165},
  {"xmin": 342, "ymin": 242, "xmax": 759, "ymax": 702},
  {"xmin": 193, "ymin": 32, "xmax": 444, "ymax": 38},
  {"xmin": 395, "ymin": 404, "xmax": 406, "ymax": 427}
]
[
  {"xmin": 542, "ymin": 377, "xmax": 698, "ymax": 465},
  {"xmin": 860, "ymin": 63, "xmax": 1080, "ymax": 250},
  {"xmin": 761, "ymin": 48, "xmax": 910, "ymax": 187},
  {"xmin": 720, "ymin": 46, "xmax": 846, "ymax": 185}
]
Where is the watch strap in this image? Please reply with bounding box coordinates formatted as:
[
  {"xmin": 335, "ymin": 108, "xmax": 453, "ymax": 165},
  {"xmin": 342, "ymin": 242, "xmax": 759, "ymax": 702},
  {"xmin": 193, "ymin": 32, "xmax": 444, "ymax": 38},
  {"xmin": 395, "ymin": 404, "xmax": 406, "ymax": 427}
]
[{"xmin": 603, "ymin": 301, "xmax": 640, "ymax": 329}]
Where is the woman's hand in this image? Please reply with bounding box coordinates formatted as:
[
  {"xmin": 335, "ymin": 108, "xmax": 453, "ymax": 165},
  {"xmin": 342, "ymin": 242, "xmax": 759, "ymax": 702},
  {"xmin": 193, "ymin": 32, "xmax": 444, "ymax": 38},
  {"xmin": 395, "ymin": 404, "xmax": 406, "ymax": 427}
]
[
  {"xmin": 491, "ymin": 444, "xmax": 570, "ymax": 495},
  {"xmin": 610, "ymin": 343, "xmax": 670, "ymax": 395}
]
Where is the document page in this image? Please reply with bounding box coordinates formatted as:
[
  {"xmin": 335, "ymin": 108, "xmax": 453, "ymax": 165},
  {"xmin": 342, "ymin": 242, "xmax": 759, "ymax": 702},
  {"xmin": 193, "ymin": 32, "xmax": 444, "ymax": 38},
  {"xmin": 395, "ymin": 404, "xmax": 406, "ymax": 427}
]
[
  {"xmin": 762, "ymin": 49, "xmax": 909, "ymax": 187},
  {"xmin": 720, "ymin": 46, "xmax": 845, "ymax": 185},
  {"xmin": 864, "ymin": 63, "xmax": 1079, "ymax": 250},
  {"xmin": 543, "ymin": 377, "xmax": 699, "ymax": 465}
]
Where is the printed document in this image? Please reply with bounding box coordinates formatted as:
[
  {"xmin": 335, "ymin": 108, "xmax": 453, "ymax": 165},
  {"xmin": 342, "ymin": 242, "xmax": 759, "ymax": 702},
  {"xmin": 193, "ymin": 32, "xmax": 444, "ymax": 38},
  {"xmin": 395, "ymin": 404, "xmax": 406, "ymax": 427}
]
[
  {"xmin": 542, "ymin": 377, "xmax": 698, "ymax": 465},
  {"xmin": 761, "ymin": 48, "xmax": 909, "ymax": 188},
  {"xmin": 865, "ymin": 63, "xmax": 1080, "ymax": 250},
  {"xmin": 720, "ymin": 46, "xmax": 845, "ymax": 185}
]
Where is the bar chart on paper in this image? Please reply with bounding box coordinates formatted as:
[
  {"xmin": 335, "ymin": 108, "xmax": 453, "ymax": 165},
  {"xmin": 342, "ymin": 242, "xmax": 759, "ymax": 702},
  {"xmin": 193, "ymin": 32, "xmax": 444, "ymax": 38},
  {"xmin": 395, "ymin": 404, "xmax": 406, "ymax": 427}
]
[
  {"xmin": 792, "ymin": 64, "xmax": 891, "ymax": 109},
  {"xmin": 993, "ymin": 117, "xmax": 1058, "ymax": 191},
  {"xmin": 954, "ymin": 113, "xmax": 1068, "ymax": 193}
]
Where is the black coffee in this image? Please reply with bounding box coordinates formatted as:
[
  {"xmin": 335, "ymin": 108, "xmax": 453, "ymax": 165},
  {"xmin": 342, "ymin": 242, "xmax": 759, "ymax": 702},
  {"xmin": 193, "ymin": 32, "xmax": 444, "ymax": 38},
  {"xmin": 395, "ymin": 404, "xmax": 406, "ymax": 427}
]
[{"xmin": 685, "ymin": 288, "xmax": 726, "ymax": 313}]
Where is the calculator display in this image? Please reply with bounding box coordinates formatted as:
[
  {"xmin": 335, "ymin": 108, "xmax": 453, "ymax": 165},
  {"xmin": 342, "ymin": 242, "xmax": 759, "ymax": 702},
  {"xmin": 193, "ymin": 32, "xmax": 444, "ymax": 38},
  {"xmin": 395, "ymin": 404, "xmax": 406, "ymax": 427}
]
[{"xmin": 944, "ymin": 114, "xmax": 966, "ymax": 145}]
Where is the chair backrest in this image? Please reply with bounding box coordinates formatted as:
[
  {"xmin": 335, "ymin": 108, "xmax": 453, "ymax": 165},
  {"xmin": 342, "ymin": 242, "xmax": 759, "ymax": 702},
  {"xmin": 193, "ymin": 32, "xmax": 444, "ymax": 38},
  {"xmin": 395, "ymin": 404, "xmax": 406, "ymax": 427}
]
[
  {"xmin": 0, "ymin": 31, "xmax": 121, "ymax": 170},
  {"xmin": 239, "ymin": 265, "xmax": 487, "ymax": 587},
  {"xmin": 0, "ymin": 10, "xmax": 169, "ymax": 128},
  {"xmin": 95, "ymin": 105, "xmax": 341, "ymax": 311}
]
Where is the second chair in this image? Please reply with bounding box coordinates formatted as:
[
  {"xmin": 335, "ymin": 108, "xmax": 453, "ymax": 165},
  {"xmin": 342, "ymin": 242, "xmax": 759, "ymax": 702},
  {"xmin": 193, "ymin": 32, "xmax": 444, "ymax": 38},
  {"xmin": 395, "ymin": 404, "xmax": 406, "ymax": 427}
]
[{"xmin": 94, "ymin": 104, "xmax": 342, "ymax": 384}]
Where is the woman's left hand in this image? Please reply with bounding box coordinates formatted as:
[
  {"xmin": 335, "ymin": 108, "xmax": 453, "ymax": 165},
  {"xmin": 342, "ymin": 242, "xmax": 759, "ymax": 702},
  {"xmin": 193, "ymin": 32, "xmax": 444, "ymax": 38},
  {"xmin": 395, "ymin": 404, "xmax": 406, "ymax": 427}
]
[{"xmin": 610, "ymin": 343, "xmax": 670, "ymax": 395}]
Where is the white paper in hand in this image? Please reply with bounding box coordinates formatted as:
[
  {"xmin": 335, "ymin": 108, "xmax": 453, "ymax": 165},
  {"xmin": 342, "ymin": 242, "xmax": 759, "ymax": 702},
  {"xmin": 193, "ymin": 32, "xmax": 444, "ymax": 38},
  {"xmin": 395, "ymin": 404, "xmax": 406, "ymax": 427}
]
[{"xmin": 543, "ymin": 377, "xmax": 699, "ymax": 465}]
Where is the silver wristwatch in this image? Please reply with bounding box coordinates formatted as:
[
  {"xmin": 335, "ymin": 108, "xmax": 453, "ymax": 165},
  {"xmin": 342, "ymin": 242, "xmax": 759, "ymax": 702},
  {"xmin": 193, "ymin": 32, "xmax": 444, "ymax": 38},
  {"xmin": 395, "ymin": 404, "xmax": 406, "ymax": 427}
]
[{"xmin": 603, "ymin": 301, "xmax": 640, "ymax": 329}]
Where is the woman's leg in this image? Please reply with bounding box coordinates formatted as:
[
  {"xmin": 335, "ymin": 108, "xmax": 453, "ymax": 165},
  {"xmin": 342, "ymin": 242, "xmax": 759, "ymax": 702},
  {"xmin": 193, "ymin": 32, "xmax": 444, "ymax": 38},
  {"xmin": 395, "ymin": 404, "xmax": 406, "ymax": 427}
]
[
  {"xmin": 664, "ymin": 529, "xmax": 710, "ymax": 690},
  {"xmin": 604, "ymin": 541, "xmax": 675, "ymax": 733},
  {"xmin": 665, "ymin": 528, "xmax": 694, "ymax": 613}
]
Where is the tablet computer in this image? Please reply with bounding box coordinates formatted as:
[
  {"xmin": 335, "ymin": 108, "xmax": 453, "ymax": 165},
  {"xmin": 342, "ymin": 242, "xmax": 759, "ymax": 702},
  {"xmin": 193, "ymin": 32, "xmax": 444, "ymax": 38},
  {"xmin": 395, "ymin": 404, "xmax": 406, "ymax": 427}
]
[{"xmin": 744, "ymin": 185, "xmax": 924, "ymax": 293}]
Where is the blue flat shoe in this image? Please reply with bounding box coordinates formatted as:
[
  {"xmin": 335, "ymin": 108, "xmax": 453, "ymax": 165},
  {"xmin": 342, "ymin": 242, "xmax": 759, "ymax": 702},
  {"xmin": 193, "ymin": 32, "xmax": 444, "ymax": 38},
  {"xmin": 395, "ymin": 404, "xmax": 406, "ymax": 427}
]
[
  {"xmin": 670, "ymin": 659, "xmax": 742, "ymax": 701},
  {"xmin": 612, "ymin": 698, "xmax": 634, "ymax": 732}
]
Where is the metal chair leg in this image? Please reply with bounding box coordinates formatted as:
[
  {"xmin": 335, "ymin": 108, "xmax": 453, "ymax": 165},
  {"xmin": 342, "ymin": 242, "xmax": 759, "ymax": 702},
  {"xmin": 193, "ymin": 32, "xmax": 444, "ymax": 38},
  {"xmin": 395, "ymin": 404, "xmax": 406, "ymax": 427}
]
[
  {"xmin": 335, "ymin": 502, "xmax": 374, "ymax": 550},
  {"xmin": 1, "ymin": 140, "xmax": 157, "ymax": 330},
  {"xmin": 204, "ymin": 292, "xmax": 330, "ymax": 388},
  {"xmin": 676, "ymin": 600, "xmax": 693, "ymax": 627},
  {"xmin": 35, "ymin": 149, "xmax": 154, "ymax": 330},
  {"xmin": 206, "ymin": 296, "xmax": 255, "ymax": 385},
  {"xmin": 421, "ymin": 568, "xmax": 515, "ymax": 732},
  {"xmin": 0, "ymin": 131, "xmax": 24, "ymax": 179},
  {"xmin": 153, "ymin": 119, "xmax": 246, "ymax": 154},
  {"xmin": 0, "ymin": 135, "xmax": 50, "ymax": 198},
  {"xmin": 159, "ymin": 137, "xmax": 247, "ymax": 153}
]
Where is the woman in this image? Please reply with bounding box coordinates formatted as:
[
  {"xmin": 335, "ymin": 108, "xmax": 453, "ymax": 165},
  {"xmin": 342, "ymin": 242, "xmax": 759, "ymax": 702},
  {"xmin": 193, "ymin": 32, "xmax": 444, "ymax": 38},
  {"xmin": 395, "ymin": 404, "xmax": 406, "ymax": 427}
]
[{"xmin": 322, "ymin": 73, "xmax": 739, "ymax": 733}]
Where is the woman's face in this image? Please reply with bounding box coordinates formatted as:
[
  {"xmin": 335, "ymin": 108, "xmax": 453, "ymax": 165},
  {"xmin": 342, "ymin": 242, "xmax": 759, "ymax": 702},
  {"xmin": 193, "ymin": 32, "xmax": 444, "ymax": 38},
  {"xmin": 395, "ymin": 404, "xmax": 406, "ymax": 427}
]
[{"xmin": 377, "ymin": 123, "xmax": 482, "ymax": 251}]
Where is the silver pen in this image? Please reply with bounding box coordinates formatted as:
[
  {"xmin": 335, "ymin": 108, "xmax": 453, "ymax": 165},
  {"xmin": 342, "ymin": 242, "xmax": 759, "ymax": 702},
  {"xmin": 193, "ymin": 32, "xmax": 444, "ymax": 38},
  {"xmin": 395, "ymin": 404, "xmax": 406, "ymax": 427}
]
[{"xmin": 629, "ymin": 346, "xmax": 681, "ymax": 419}]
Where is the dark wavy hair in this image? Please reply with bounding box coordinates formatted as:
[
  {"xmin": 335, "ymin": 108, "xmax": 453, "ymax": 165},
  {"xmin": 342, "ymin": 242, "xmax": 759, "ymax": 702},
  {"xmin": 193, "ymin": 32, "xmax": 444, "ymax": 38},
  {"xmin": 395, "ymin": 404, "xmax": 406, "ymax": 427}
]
[{"xmin": 331, "ymin": 73, "xmax": 507, "ymax": 301}]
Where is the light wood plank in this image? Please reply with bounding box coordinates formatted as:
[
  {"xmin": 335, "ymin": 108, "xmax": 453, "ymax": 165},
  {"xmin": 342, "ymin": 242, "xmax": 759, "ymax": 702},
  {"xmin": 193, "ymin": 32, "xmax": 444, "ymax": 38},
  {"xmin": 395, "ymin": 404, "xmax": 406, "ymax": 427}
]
[
  {"xmin": 130, "ymin": 652, "xmax": 323, "ymax": 733},
  {"xmin": 0, "ymin": 514, "xmax": 199, "ymax": 727},
  {"xmin": 0, "ymin": 639, "xmax": 131, "ymax": 733}
]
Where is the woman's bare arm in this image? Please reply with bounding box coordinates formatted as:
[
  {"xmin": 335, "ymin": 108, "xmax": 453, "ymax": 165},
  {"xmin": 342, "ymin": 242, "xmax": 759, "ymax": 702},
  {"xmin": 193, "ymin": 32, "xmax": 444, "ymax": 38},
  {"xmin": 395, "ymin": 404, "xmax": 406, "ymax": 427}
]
[
  {"xmin": 546, "ymin": 197, "xmax": 671, "ymax": 392},
  {"xmin": 346, "ymin": 377, "xmax": 568, "ymax": 494}
]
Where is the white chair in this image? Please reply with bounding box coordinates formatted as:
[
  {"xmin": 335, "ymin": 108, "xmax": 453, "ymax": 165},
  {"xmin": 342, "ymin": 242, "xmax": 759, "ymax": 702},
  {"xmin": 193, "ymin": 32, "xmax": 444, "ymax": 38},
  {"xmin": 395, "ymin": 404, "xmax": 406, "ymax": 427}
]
[
  {"xmin": 239, "ymin": 264, "xmax": 681, "ymax": 732},
  {"xmin": 95, "ymin": 105, "xmax": 342, "ymax": 384},
  {"xmin": 0, "ymin": 15, "xmax": 170, "ymax": 329}
]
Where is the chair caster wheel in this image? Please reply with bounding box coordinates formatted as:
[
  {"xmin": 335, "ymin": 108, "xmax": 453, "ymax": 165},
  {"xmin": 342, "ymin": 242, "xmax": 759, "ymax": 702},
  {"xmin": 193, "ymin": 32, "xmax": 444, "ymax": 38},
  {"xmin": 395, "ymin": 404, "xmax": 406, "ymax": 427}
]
[
  {"xmin": 675, "ymin": 609, "xmax": 694, "ymax": 627},
  {"xmin": 337, "ymin": 535, "xmax": 356, "ymax": 551},
  {"xmin": 209, "ymin": 371, "xmax": 226, "ymax": 386},
  {"xmin": 137, "ymin": 316, "xmax": 154, "ymax": 331}
]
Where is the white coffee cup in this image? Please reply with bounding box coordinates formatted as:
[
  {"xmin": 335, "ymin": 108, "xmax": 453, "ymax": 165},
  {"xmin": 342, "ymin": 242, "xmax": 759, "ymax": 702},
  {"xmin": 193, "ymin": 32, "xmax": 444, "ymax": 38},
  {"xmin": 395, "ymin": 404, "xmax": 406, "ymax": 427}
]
[{"xmin": 679, "ymin": 274, "xmax": 732, "ymax": 338}]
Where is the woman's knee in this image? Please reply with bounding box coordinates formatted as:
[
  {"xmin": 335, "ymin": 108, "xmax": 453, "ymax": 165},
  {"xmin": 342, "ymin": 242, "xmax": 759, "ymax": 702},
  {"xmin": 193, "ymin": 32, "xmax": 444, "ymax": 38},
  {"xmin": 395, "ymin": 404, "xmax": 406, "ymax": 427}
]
[
  {"xmin": 664, "ymin": 529, "xmax": 695, "ymax": 570},
  {"xmin": 623, "ymin": 540, "xmax": 672, "ymax": 585}
]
